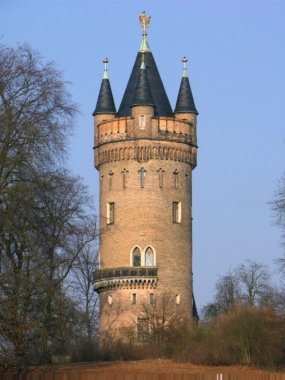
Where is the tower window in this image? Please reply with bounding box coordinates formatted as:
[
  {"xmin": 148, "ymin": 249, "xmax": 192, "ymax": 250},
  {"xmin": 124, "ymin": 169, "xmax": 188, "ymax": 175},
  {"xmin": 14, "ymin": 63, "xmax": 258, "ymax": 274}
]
[
  {"xmin": 132, "ymin": 293, "xmax": 137, "ymax": 304},
  {"xmin": 173, "ymin": 201, "xmax": 182, "ymax": 223},
  {"xmin": 173, "ymin": 169, "xmax": 179, "ymax": 189},
  {"xmin": 107, "ymin": 202, "xmax": 114, "ymax": 224},
  {"xmin": 108, "ymin": 295, "xmax": 113, "ymax": 306},
  {"xmin": 133, "ymin": 247, "xmax": 141, "ymax": 266},
  {"xmin": 139, "ymin": 114, "xmax": 146, "ymax": 129},
  {"xmin": 150, "ymin": 293, "xmax": 155, "ymax": 304},
  {"xmin": 157, "ymin": 168, "xmax": 165, "ymax": 188},
  {"xmin": 108, "ymin": 170, "xmax": 113, "ymax": 191},
  {"xmin": 176, "ymin": 294, "xmax": 181, "ymax": 305},
  {"xmin": 145, "ymin": 247, "xmax": 154, "ymax": 266},
  {"xmin": 185, "ymin": 172, "xmax": 190, "ymax": 192}
]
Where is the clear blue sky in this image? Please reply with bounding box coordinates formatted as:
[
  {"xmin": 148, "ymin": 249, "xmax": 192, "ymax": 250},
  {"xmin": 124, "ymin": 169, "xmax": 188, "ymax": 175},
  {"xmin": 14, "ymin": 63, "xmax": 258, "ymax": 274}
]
[{"xmin": 2, "ymin": 0, "xmax": 285, "ymax": 311}]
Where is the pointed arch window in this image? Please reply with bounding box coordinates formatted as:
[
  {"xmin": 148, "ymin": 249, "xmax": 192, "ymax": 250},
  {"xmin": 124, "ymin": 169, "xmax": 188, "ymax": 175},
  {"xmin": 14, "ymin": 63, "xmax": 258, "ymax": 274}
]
[
  {"xmin": 145, "ymin": 247, "xmax": 154, "ymax": 267},
  {"xmin": 133, "ymin": 247, "xmax": 141, "ymax": 267}
]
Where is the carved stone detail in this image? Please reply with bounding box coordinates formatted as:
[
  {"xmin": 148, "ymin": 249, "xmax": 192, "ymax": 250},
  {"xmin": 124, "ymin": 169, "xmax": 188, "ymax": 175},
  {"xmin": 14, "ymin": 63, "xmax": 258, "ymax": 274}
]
[
  {"xmin": 94, "ymin": 278, "xmax": 158, "ymax": 293},
  {"xmin": 95, "ymin": 144, "xmax": 197, "ymax": 168}
]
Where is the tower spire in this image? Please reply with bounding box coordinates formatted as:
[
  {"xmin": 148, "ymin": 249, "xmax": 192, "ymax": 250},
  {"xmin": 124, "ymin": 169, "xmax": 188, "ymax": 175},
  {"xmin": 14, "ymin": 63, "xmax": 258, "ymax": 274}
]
[
  {"xmin": 117, "ymin": 12, "xmax": 172, "ymax": 117},
  {"xmin": 93, "ymin": 58, "xmax": 116, "ymax": 115},
  {"xmin": 174, "ymin": 56, "xmax": 198, "ymax": 114},
  {"xmin": 130, "ymin": 52, "xmax": 154, "ymax": 107}
]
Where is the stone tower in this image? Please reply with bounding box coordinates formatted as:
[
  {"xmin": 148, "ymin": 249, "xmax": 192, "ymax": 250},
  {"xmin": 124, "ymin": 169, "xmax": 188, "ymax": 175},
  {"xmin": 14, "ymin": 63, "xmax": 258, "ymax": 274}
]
[{"xmin": 93, "ymin": 14, "xmax": 198, "ymax": 342}]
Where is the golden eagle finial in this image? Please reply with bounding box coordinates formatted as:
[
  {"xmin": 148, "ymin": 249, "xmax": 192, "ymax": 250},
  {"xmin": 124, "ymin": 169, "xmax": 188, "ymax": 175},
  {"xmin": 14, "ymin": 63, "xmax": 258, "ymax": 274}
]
[{"xmin": 139, "ymin": 11, "xmax": 151, "ymax": 36}]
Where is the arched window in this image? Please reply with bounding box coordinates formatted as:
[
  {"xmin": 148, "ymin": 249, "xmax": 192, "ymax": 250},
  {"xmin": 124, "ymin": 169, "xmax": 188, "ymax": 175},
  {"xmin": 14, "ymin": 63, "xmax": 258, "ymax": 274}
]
[
  {"xmin": 133, "ymin": 247, "xmax": 141, "ymax": 266},
  {"xmin": 145, "ymin": 247, "xmax": 154, "ymax": 267}
]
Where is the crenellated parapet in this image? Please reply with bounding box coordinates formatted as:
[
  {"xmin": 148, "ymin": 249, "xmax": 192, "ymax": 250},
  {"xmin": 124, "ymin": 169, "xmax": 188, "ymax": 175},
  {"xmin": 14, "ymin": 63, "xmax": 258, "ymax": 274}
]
[
  {"xmin": 94, "ymin": 115, "xmax": 197, "ymax": 169},
  {"xmin": 95, "ymin": 116, "xmax": 196, "ymax": 144}
]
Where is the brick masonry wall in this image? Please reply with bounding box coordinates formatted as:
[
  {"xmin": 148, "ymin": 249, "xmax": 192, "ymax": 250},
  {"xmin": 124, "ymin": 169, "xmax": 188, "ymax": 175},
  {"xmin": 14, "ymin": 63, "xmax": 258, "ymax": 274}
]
[{"xmin": 94, "ymin": 107, "xmax": 197, "ymax": 339}]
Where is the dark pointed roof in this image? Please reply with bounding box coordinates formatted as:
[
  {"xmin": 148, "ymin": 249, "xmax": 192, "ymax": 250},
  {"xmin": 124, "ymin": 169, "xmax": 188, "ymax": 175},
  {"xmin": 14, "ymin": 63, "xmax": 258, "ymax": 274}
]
[
  {"xmin": 130, "ymin": 61, "xmax": 154, "ymax": 107},
  {"xmin": 192, "ymin": 292, "xmax": 199, "ymax": 319},
  {"xmin": 93, "ymin": 78, "xmax": 116, "ymax": 116},
  {"xmin": 117, "ymin": 51, "xmax": 172, "ymax": 117},
  {"xmin": 174, "ymin": 75, "xmax": 198, "ymax": 114}
]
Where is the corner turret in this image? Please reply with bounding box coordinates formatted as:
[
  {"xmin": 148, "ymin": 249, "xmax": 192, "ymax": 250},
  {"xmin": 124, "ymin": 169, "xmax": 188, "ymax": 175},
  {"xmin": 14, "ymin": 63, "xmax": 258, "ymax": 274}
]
[
  {"xmin": 93, "ymin": 58, "xmax": 116, "ymax": 125},
  {"xmin": 174, "ymin": 57, "xmax": 198, "ymax": 123}
]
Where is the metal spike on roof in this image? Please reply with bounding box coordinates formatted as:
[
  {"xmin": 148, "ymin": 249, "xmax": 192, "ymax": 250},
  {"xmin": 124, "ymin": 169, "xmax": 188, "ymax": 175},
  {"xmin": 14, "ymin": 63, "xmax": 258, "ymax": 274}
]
[
  {"xmin": 103, "ymin": 58, "xmax": 109, "ymax": 79},
  {"xmin": 93, "ymin": 59, "xmax": 116, "ymax": 116},
  {"xmin": 174, "ymin": 57, "xmax": 198, "ymax": 115},
  {"xmin": 182, "ymin": 56, "xmax": 188, "ymax": 78}
]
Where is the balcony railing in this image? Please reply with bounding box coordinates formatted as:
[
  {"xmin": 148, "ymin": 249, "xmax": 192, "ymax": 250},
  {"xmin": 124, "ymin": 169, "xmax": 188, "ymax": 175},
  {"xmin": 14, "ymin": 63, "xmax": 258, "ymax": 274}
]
[{"xmin": 94, "ymin": 266, "xmax": 158, "ymax": 282}]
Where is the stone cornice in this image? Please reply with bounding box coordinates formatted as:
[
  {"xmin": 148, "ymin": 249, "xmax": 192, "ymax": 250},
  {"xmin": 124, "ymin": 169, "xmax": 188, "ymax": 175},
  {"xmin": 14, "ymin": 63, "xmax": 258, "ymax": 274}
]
[
  {"xmin": 94, "ymin": 135, "xmax": 196, "ymax": 149},
  {"xmin": 94, "ymin": 277, "xmax": 158, "ymax": 293},
  {"xmin": 94, "ymin": 140, "xmax": 197, "ymax": 169},
  {"xmin": 93, "ymin": 267, "xmax": 158, "ymax": 293}
]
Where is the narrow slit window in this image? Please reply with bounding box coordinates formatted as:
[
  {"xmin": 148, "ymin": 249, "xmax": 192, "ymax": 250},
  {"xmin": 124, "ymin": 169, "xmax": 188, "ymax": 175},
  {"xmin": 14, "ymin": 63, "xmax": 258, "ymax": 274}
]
[
  {"xmin": 132, "ymin": 293, "xmax": 137, "ymax": 304},
  {"xmin": 173, "ymin": 201, "xmax": 182, "ymax": 223},
  {"xmin": 139, "ymin": 114, "xmax": 146, "ymax": 129},
  {"xmin": 176, "ymin": 294, "xmax": 181, "ymax": 305},
  {"xmin": 107, "ymin": 202, "xmax": 114, "ymax": 225},
  {"xmin": 150, "ymin": 293, "xmax": 155, "ymax": 304}
]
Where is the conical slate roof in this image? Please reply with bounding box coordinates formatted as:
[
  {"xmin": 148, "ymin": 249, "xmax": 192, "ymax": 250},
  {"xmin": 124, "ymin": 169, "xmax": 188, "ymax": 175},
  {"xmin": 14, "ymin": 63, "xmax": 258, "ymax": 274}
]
[
  {"xmin": 174, "ymin": 75, "xmax": 198, "ymax": 114},
  {"xmin": 130, "ymin": 61, "xmax": 154, "ymax": 107},
  {"xmin": 93, "ymin": 77, "xmax": 116, "ymax": 116},
  {"xmin": 192, "ymin": 293, "xmax": 199, "ymax": 319},
  {"xmin": 117, "ymin": 51, "xmax": 172, "ymax": 117}
]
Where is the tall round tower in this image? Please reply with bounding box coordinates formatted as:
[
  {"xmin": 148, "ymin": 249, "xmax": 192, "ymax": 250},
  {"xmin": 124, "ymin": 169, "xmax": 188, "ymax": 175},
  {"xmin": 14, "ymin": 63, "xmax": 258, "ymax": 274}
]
[{"xmin": 93, "ymin": 14, "xmax": 198, "ymax": 343}]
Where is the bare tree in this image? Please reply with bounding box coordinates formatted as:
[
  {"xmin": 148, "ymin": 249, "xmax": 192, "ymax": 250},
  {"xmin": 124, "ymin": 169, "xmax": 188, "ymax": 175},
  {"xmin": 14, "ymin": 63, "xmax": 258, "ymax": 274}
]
[
  {"xmin": 203, "ymin": 270, "xmax": 241, "ymax": 318},
  {"xmin": 0, "ymin": 43, "xmax": 97, "ymax": 369},
  {"xmin": 0, "ymin": 44, "xmax": 76, "ymax": 193},
  {"xmin": 270, "ymin": 174, "xmax": 285, "ymax": 279},
  {"xmin": 69, "ymin": 245, "xmax": 99, "ymax": 360},
  {"xmin": 138, "ymin": 293, "xmax": 187, "ymax": 357},
  {"xmin": 238, "ymin": 260, "xmax": 271, "ymax": 306},
  {"xmin": 203, "ymin": 260, "xmax": 272, "ymax": 318}
]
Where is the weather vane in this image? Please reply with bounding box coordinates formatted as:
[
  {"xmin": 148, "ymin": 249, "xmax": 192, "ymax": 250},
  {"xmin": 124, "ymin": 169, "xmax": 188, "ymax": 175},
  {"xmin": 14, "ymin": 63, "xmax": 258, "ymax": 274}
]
[{"xmin": 139, "ymin": 11, "xmax": 151, "ymax": 36}]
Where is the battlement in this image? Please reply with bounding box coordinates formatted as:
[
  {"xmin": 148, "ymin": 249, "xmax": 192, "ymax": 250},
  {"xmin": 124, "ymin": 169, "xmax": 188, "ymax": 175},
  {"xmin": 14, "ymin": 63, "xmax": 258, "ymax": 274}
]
[{"xmin": 95, "ymin": 116, "xmax": 196, "ymax": 148}]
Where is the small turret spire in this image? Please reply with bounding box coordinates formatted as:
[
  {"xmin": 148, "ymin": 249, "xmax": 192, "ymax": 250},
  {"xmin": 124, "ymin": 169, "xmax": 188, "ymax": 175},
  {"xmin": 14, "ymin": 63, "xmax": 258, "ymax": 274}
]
[
  {"xmin": 182, "ymin": 56, "xmax": 188, "ymax": 78},
  {"xmin": 103, "ymin": 58, "xmax": 109, "ymax": 79},
  {"xmin": 139, "ymin": 11, "xmax": 151, "ymax": 52},
  {"xmin": 93, "ymin": 58, "xmax": 116, "ymax": 115},
  {"xmin": 174, "ymin": 57, "xmax": 198, "ymax": 114}
]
